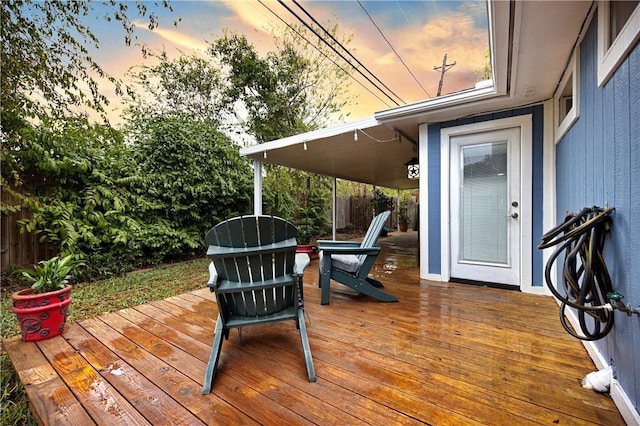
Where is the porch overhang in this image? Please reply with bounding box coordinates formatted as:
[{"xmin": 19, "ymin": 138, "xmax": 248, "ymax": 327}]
[{"xmin": 240, "ymin": 117, "xmax": 420, "ymax": 190}]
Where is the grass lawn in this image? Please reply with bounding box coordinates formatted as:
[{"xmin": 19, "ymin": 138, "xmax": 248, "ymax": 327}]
[{"xmin": 0, "ymin": 257, "xmax": 210, "ymax": 425}]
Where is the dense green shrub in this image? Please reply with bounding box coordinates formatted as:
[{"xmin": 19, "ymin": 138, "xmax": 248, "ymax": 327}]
[
  {"xmin": 130, "ymin": 115, "xmax": 253, "ymax": 259},
  {"xmin": 294, "ymin": 173, "xmax": 331, "ymax": 243},
  {"xmin": 371, "ymin": 188, "xmax": 394, "ymax": 214},
  {"xmin": 2, "ymin": 116, "xmax": 252, "ymax": 278}
]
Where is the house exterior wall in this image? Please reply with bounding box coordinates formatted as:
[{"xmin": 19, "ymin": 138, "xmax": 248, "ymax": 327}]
[
  {"xmin": 556, "ymin": 10, "xmax": 639, "ymax": 415},
  {"xmin": 425, "ymin": 105, "xmax": 545, "ymax": 286}
]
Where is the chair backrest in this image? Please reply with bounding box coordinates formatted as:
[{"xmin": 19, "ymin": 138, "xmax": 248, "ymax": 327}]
[
  {"xmin": 356, "ymin": 210, "xmax": 391, "ymax": 262},
  {"xmin": 205, "ymin": 215, "xmax": 298, "ymax": 321}
]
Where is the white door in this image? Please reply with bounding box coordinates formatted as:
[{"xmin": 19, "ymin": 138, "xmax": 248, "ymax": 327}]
[{"xmin": 450, "ymin": 127, "xmax": 521, "ymax": 287}]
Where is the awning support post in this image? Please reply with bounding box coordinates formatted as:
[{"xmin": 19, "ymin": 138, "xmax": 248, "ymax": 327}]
[{"xmin": 253, "ymin": 160, "xmax": 263, "ymax": 215}]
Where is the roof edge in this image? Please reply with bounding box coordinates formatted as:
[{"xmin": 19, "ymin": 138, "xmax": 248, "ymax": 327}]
[
  {"xmin": 240, "ymin": 116, "xmax": 382, "ymax": 156},
  {"xmin": 374, "ymin": 84, "xmax": 500, "ymax": 122}
]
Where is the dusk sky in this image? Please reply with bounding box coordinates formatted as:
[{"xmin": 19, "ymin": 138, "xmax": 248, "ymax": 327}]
[{"xmin": 86, "ymin": 0, "xmax": 489, "ymax": 125}]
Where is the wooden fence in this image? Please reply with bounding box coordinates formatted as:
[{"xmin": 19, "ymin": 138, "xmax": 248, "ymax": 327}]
[
  {"xmin": 334, "ymin": 195, "xmax": 417, "ymax": 231},
  {"xmin": 335, "ymin": 195, "xmax": 374, "ymax": 230},
  {"xmin": 1, "ymin": 190, "xmax": 56, "ymax": 270}
]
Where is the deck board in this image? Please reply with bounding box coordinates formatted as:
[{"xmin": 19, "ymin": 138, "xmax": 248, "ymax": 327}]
[{"xmin": 3, "ymin": 232, "xmax": 625, "ymax": 425}]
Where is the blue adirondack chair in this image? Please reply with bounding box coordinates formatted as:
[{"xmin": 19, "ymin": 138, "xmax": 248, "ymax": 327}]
[
  {"xmin": 202, "ymin": 215, "xmax": 316, "ymax": 394},
  {"xmin": 317, "ymin": 211, "xmax": 399, "ymax": 305}
]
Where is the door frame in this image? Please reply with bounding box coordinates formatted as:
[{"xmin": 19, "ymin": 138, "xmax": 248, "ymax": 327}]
[
  {"xmin": 449, "ymin": 127, "xmax": 521, "ymax": 286},
  {"xmin": 440, "ymin": 115, "xmax": 533, "ymax": 291}
]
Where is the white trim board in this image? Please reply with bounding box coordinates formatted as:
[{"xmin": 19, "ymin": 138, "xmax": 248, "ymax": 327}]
[
  {"xmin": 418, "ymin": 123, "xmax": 431, "ymax": 280},
  {"xmin": 558, "ymin": 299, "xmax": 640, "ymax": 425}
]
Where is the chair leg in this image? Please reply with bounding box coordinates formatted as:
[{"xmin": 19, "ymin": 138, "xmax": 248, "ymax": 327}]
[
  {"xmin": 202, "ymin": 315, "xmax": 225, "ymax": 394},
  {"xmin": 333, "ymin": 270, "xmax": 399, "ymax": 303},
  {"xmin": 319, "ymin": 257, "xmax": 332, "ymax": 305},
  {"xmin": 297, "ymin": 308, "xmax": 316, "ymax": 382},
  {"xmin": 352, "ymin": 280, "xmax": 398, "ymax": 302}
]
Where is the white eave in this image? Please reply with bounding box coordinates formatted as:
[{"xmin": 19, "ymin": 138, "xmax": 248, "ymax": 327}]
[
  {"xmin": 374, "ymin": 81, "xmax": 501, "ymax": 122},
  {"xmin": 240, "ymin": 116, "xmax": 383, "ymax": 157}
]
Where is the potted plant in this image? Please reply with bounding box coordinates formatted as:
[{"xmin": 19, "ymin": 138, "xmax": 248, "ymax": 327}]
[
  {"xmin": 398, "ymin": 193, "xmax": 411, "ymax": 232},
  {"xmin": 11, "ymin": 254, "xmax": 84, "ymax": 341},
  {"xmin": 398, "ymin": 211, "xmax": 410, "ymax": 232},
  {"xmin": 295, "ymin": 221, "xmax": 319, "ymax": 259},
  {"xmin": 294, "ymin": 179, "xmax": 330, "ymax": 260}
]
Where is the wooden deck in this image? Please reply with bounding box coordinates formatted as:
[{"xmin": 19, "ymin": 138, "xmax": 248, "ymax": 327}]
[{"xmin": 3, "ymin": 232, "xmax": 625, "ymax": 425}]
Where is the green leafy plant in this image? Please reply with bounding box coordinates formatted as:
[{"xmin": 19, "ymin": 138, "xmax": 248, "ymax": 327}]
[
  {"xmin": 296, "ymin": 222, "xmax": 314, "ymax": 245},
  {"xmin": 371, "ymin": 188, "xmax": 393, "ymax": 215},
  {"xmin": 399, "ymin": 191, "xmax": 411, "ymax": 223},
  {"xmin": 17, "ymin": 255, "xmax": 84, "ymax": 294},
  {"xmin": 293, "ymin": 173, "xmax": 331, "ymax": 245}
]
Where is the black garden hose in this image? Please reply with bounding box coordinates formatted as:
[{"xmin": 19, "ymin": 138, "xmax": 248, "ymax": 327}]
[{"xmin": 538, "ymin": 206, "xmax": 615, "ymax": 341}]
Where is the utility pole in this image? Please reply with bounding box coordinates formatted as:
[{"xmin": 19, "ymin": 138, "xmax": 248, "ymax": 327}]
[{"xmin": 433, "ymin": 53, "xmax": 456, "ymax": 96}]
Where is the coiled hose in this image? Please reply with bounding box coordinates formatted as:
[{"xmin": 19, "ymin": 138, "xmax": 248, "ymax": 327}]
[{"xmin": 538, "ymin": 206, "xmax": 615, "ymax": 341}]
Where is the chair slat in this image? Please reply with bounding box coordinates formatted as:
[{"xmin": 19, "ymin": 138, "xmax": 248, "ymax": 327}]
[
  {"xmin": 258, "ymin": 253, "xmax": 272, "ymax": 281},
  {"xmin": 257, "ymin": 216, "xmax": 273, "ymax": 246},
  {"xmin": 241, "ymin": 216, "xmax": 259, "ymax": 247},
  {"xmin": 221, "ymin": 258, "xmax": 240, "ymax": 282},
  {"xmin": 273, "ymin": 251, "xmax": 286, "ymax": 278}
]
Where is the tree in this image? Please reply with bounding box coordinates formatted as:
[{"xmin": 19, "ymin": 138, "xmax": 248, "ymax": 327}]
[
  {"xmin": 1, "ymin": 0, "xmax": 176, "ymax": 209},
  {"xmin": 477, "ymin": 49, "xmax": 492, "ymax": 81},
  {"xmin": 124, "ymin": 51, "xmax": 225, "ymax": 125},
  {"xmin": 1, "ymin": 0, "xmax": 183, "ymax": 275},
  {"xmin": 0, "ymin": 0, "xmax": 175, "ymax": 127},
  {"xmin": 9, "ymin": 113, "xmax": 253, "ymax": 276},
  {"xmin": 209, "ymin": 24, "xmax": 354, "ymax": 224},
  {"xmin": 210, "ymin": 24, "xmax": 354, "ymax": 143}
]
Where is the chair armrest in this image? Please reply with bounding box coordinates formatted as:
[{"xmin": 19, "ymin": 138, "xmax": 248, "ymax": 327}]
[
  {"xmin": 319, "ymin": 246, "xmax": 381, "ymax": 256},
  {"xmin": 317, "ymin": 240, "xmax": 361, "ymax": 248},
  {"xmin": 207, "ymin": 262, "xmax": 219, "ymax": 290},
  {"xmin": 294, "ymin": 253, "xmax": 310, "ymax": 276}
]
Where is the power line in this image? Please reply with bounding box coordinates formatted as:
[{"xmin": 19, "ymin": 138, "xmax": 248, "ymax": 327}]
[
  {"xmin": 277, "ymin": 0, "xmax": 402, "ymax": 106},
  {"xmin": 290, "ymin": 0, "xmax": 405, "ymax": 105},
  {"xmin": 280, "ymin": 0, "xmax": 401, "ymax": 106},
  {"xmin": 357, "ymin": 0, "xmax": 431, "ymax": 98},
  {"xmin": 255, "ymin": 0, "xmax": 394, "ymax": 108}
]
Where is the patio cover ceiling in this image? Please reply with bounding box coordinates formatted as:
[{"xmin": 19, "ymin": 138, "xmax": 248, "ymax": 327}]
[
  {"xmin": 241, "ymin": 117, "xmax": 420, "ymax": 190},
  {"xmin": 240, "ymin": 1, "xmax": 592, "ymax": 191}
]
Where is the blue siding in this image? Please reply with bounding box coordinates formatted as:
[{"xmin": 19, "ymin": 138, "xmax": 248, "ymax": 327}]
[
  {"xmin": 426, "ymin": 106, "xmax": 545, "ymax": 286},
  {"xmin": 557, "ymin": 12, "xmax": 639, "ymax": 412},
  {"xmin": 629, "ymin": 41, "xmax": 640, "ymax": 413},
  {"xmin": 427, "ymin": 124, "xmax": 442, "ymax": 274}
]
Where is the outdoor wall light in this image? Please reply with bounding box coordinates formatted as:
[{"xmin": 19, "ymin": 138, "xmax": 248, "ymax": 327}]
[
  {"xmin": 404, "ymin": 157, "xmax": 419, "ymax": 179},
  {"xmin": 354, "ymin": 129, "xmax": 358, "ymax": 141}
]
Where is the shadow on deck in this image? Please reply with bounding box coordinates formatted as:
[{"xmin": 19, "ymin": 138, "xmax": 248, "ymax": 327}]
[{"xmin": 2, "ymin": 231, "xmax": 625, "ymax": 425}]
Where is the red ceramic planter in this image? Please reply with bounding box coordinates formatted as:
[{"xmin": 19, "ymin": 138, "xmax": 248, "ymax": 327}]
[
  {"xmin": 11, "ymin": 285, "xmax": 72, "ymax": 341},
  {"xmin": 296, "ymin": 244, "xmax": 319, "ymax": 260}
]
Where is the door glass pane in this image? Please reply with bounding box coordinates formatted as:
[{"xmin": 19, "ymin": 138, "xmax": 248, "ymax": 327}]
[{"xmin": 461, "ymin": 142, "xmax": 508, "ymax": 264}]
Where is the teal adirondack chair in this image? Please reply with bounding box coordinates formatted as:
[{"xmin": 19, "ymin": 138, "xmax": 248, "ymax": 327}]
[
  {"xmin": 202, "ymin": 215, "xmax": 316, "ymax": 394},
  {"xmin": 317, "ymin": 211, "xmax": 399, "ymax": 305}
]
